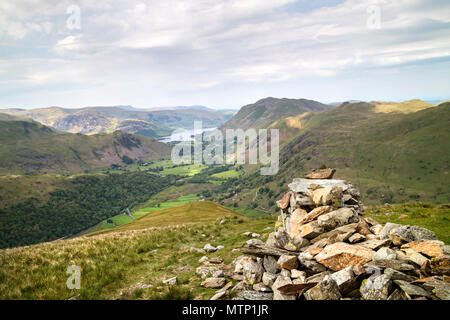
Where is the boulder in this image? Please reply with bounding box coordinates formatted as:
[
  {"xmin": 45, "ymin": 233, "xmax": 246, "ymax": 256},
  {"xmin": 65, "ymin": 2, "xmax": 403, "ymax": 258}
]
[
  {"xmin": 262, "ymin": 272, "xmax": 277, "ymax": 287},
  {"xmin": 315, "ymin": 242, "xmax": 375, "ymax": 271},
  {"xmin": 317, "ymin": 208, "xmax": 359, "ymax": 231},
  {"xmin": 299, "ymin": 221, "xmax": 324, "ymax": 239},
  {"xmin": 198, "ymin": 256, "xmax": 208, "ymax": 263},
  {"xmin": 383, "ymin": 268, "xmax": 417, "ymax": 282},
  {"xmin": 360, "ymin": 274, "xmax": 392, "ymax": 300},
  {"xmin": 330, "ymin": 266, "xmax": 356, "ymax": 294},
  {"xmin": 348, "ymin": 233, "xmax": 366, "ymax": 244},
  {"xmin": 203, "ymin": 243, "xmax": 217, "ymax": 252},
  {"xmin": 291, "ymin": 269, "xmax": 307, "ymax": 281},
  {"xmin": 253, "ymin": 283, "xmax": 272, "ymax": 292},
  {"xmin": 277, "ymin": 255, "xmax": 298, "ymax": 270},
  {"xmin": 401, "ymin": 248, "xmax": 428, "ymax": 267},
  {"xmin": 379, "ymin": 222, "xmax": 402, "ymax": 240},
  {"xmin": 209, "ymin": 257, "xmax": 224, "ymax": 264},
  {"xmin": 305, "ymin": 168, "xmax": 336, "ymax": 180},
  {"xmin": 421, "ymin": 256, "xmax": 450, "ymax": 276},
  {"xmin": 285, "ymin": 208, "xmax": 308, "ymax": 237},
  {"xmin": 370, "ymin": 224, "xmax": 384, "ymax": 236},
  {"xmin": 389, "ymin": 225, "xmax": 437, "ymax": 246},
  {"xmin": 312, "ymin": 186, "xmax": 343, "ymax": 206},
  {"xmin": 243, "ymin": 259, "xmax": 264, "ymax": 285},
  {"xmin": 243, "ymin": 291, "xmax": 273, "ymax": 300},
  {"xmin": 263, "ymin": 255, "xmax": 280, "ymax": 274},
  {"xmin": 196, "ymin": 266, "xmax": 223, "ymax": 279},
  {"xmin": 374, "ymin": 247, "xmax": 397, "ymax": 261},
  {"xmin": 277, "ymin": 192, "xmax": 291, "ymax": 209},
  {"xmin": 234, "ymin": 256, "xmax": 254, "ymax": 274},
  {"xmin": 358, "ymin": 239, "xmax": 391, "ymax": 250},
  {"xmin": 394, "ymin": 280, "xmax": 431, "ymax": 298},
  {"xmin": 304, "ymin": 275, "xmax": 342, "ymax": 300},
  {"xmin": 246, "ymin": 239, "xmax": 265, "ymax": 246},
  {"xmin": 300, "ymin": 206, "xmax": 333, "ymax": 225},
  {"xmin": 201, "ymin": 277, "xmax": 226, "ymax": 289},
  {"xmin": 298, "ymin": 252, "xmax": 327, "ymax": 272},
  {"xmin": 288, "ymin": 178, "xmax": 349, "ymax": 194},
  {"xmin": 272, "ymin": 276, "xmax": 296, "ymax": 300},
  {"xmin": 402, "ymin": 240, "xmax": 446, "ymax": 258}
]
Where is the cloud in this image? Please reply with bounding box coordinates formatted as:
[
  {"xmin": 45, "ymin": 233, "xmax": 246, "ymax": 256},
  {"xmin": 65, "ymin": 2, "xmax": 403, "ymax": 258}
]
[{"xmin": 0, "ymin": 0, "xmax": 449, "ymax": 108}]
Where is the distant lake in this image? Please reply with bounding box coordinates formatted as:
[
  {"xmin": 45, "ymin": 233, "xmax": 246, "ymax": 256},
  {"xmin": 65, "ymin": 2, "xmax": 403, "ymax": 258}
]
[{"xmin": 159, "ymin": 127, "xmax": 217, "ymax": 143}]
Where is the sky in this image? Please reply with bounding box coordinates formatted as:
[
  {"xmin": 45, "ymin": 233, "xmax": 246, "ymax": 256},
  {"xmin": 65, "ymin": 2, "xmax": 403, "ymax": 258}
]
[{"xmin": 0, "ymin": 0, "xmax": 449, "ymax": 109}]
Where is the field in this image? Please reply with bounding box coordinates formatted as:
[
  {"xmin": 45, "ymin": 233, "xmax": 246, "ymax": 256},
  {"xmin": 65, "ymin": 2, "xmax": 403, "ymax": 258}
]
[{"xmin": 0, "ymin": 202, "xmax": 275, "ymax": 300}]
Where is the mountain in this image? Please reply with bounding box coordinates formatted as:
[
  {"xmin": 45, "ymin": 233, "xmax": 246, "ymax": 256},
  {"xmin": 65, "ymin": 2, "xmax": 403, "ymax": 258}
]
[
  {"xmin": 220, "ymin": 97, "xmax": 330, "ymax": 130},
  {"xmin": 218, "ymin": 100, "xmax": 449, "ymax": 209},
  {"xmin": 0, "ymin": 105, "xmax": 234, "ymax": 138},
  {"xmin": 0, "ymin": 120, "xmax": 170, "ymax": 174}
]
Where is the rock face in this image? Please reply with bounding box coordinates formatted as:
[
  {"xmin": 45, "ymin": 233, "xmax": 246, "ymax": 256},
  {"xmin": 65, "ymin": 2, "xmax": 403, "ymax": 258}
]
[{"xmin": 212, "ymin": 170, "xmax": 450, "ymax": 300}]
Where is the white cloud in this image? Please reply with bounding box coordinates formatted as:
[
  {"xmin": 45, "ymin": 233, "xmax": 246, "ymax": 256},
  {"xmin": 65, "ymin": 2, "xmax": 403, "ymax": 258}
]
[{"xmin": 0, "ymin": 0, "xmax": 449, "ymax": 108}]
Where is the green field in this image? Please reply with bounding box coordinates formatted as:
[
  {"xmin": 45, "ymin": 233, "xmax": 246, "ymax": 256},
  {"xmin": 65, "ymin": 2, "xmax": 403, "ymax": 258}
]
[
  {"xmin": 211, "ymin": 169, "xmax": 241, "ymax": 179},
  {"xmin": 134, "ymin": 194, "xmax": 200, "ymax": 215}
]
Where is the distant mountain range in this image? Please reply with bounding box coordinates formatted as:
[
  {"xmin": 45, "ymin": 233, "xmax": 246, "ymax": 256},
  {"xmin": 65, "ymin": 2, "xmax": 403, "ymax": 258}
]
[{"xmin": 0, "ymin": 105, "xmax": 235, "ymax": 138}]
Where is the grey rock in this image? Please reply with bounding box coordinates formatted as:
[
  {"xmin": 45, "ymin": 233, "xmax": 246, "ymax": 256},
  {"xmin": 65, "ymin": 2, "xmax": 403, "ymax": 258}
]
[
  {"xmin": 379, "ymin": 222, "xmax": 402, "ymax": 240},
  {"xmin": 201, "ymin": 277, "xmax": 226, "ymax": 289},
  {"xmin": 198, "ymin": 256, "xmax": 208, "ymax": 263},
  {"xmin": 304, "ymin": 275, "xmax": 342, "ymax": 300},
  {"xmin": 280, "ymin": 269, "xmax": 291, "ymax": 277},
  {"xmin": 246, "ymin": 239, "xmax": 265, "ymax": 246},
  {"xmin": 262, "ymin": 272, "xmax": 277, "ymax": 287},
  {"xmin": 358, "ymin": 238, "xmax": 391, "ymax": 250},
  {"xmin": 394, "ymin": 280, "xmax": 431, "ymax": 298},
  {"xmin": 291, "ymin": 269, "xmax": 306, "ymax": 281},
  {"xmin": 253, "ymin": 283, "xmax": 272, "ymax": 292},
  {"xmin": 374, "ymin": 247, "xmax": 397, "ymax": 261},
  {"xmin": 317, "ymin": 208, "xmax": 359, "ymax": 231},
  {"xmin": 277, "ymin": 255, "xmax": 298, "ymax": 270},
  {"xmin": 401, "ymin": 248, "xmax": 428, "ymax": 266},
  {"xmin": 243, "ymin": 259, "xmax": 264, "ymax": 285},
  {"xmin": 330, "ymin": 266, "xmax": 356, "ymax": 294},
  {"xmin": 348, "ymin": 233, "xmax": 366, "ymax": 243},
  {"xmin": 272, "ymin": 276, "xmax": 296, "ymax": 300},
  {"xmin": 234, "ymin": 256, "xmax": 254, "ymax": 274},
  {"xmin": 389, "ymin": 225, "xmax": 437, "ymax": 246},
  {"xmin": 203, "ymin": 243, "xmax": 217, "ymax": 252},
  {"xmin": 288, "ymin": 178, "xmax": 349, "ymax": 193},
  {"xmin": 263, "ymin": 255, "xmax": 280, "ymax": 274},
  {"xmin": 360, "ymin": 274, "xmax": 392, "ymax": 300},
  {"xmin": 383, "ymin": 268, "xmax": 417, "ymax": 282},
  {"xmin": 243, "ymin": 291, "xmax": 273, "ymax": 300},
  {"xmin": 298, "ymin": 252, "xmax": 327, "ymax": 272}
]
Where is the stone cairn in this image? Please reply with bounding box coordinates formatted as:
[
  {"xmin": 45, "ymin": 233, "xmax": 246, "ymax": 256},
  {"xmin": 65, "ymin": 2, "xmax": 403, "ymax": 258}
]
[{"xmin": 231, "ymin": 168, "xmax": 450, "ymax": 300}]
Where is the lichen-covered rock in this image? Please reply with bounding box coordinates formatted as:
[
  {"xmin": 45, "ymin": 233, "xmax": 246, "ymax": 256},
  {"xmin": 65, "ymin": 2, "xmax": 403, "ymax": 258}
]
[
  {"xmin": 299, "ymin": 221, "xmax": 324, "ymax": 239},
  {"xmin": 263, "ymin": 255, "xmax": 280, "ymax": 274},
  {"xmin": 201, "ymin": 277, "xmax": 226, "ymax": 289},
  {"xmin": 243, "ymin": 259, "xmax": 264, "ymax": 285},
  {"xmin": 330, "ymin": 266, "xmax": 356, "ymax": 294},
  {"xmin": 389, "ymin": 225, "xmax": 437, "ymax": 246},
  {"xmin": 402, "ymin": 240, "xmax": 446, "ymax": 258},
  {"xmin": 315, "ymin": 242, "xmax": 375, "ymax": 271},
  {"xmin": 312, "ymin": 186, "xmax": 343, "ymax": 206},
  {"xmin": 277, "ymin": 255, "xmax": 298, "ymax": 270},
  {"xmin": 262, "ymin": 272, "xmax": 277, "ymax": 287},
  {"xmin": 374, "ymin": 247, "xmax": 397, "ymax": 261},
  {"xmin": 318, "ymin": 208, "xmax": 359, "ymax": 231},
  {"xmin": 272, "ymin": 276, "xmax": 296, "ymax": 300},
  {"xmin": 360, "ymin": 274, "xmax": 392, "ymax": 300},
  {"xmin": 304, "ymin": 275, "xmax": 342, "ymax": 300}
]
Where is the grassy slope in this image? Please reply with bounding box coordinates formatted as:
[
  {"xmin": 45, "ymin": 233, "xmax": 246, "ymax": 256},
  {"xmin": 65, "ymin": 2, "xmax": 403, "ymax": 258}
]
[
  {"xmin": 220, "ymin": 97, "xmax": 329, "ymax": 130},
  {"xmin": 0, "ymin": 120, "xmax": 170, "ymax": 174},
  {"xmin": 221, "ymin": 102, "xmax": 450, "ymax": 211},
  {"xmin": 0, "ymin": 201, "xmax": 275, "ymax": 300}
]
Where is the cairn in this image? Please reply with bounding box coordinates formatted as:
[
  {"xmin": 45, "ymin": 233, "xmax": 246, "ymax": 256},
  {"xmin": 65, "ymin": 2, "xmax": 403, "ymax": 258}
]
[{"xmin": 232, "ymin": 168, "xmax": 450, "ymax": 300}]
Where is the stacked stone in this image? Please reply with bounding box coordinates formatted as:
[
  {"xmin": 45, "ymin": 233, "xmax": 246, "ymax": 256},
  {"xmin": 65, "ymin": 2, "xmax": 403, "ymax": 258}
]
[{"xmin": 232, "ymin": 168, "xmax": 450, "ymax": 300}]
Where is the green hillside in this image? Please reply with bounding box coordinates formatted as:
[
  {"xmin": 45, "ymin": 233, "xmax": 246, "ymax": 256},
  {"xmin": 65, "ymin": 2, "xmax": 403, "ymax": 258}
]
[
  {"xmin": 217, "ymin": 101, "xmax": 450, "ymax": 210},
  {"xmin": 0, "ymin": 120, "xmax": 170, "ymax": 174},
  {"xmin": 0, "ymin": 201, "xmax": 275, "ymax": 300},
  {"xmin": 220, "ymin": 97, "xmax": 330, "ymax": 130}
]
